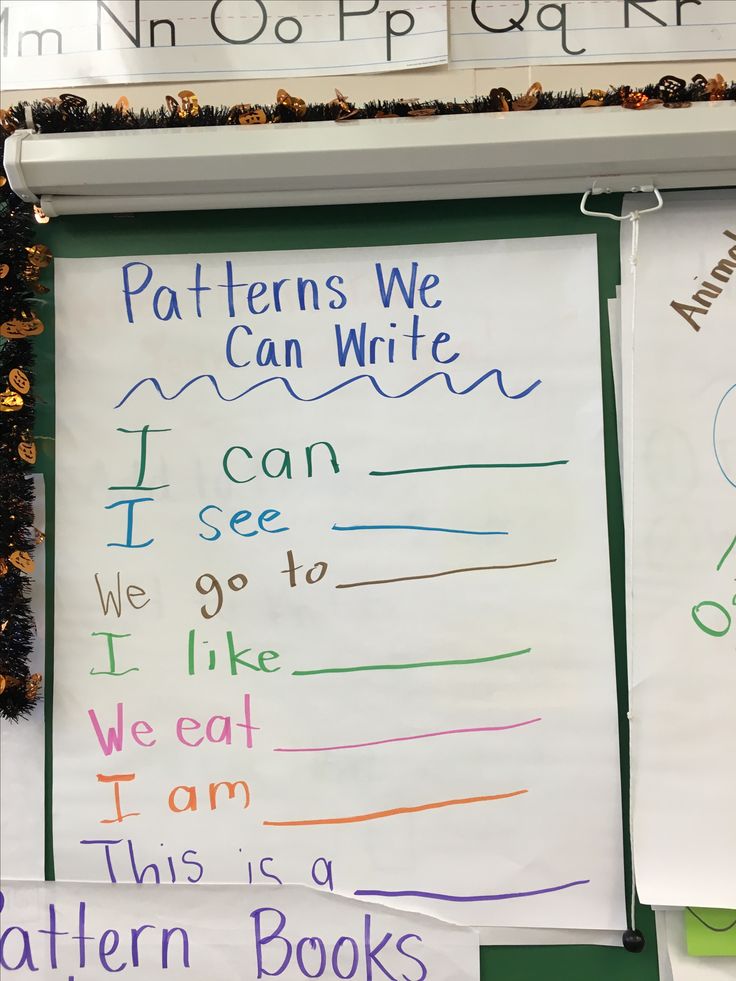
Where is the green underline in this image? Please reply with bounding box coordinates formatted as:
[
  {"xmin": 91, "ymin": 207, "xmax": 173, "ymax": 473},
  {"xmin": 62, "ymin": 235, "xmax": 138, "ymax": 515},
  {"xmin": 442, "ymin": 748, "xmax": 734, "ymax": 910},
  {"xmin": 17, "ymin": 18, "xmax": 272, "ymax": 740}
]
[
  {"xmin": 292, "ymin": 648, "xmax": 531, "ymax": 677},
  {"xmin": 369, "ymin": 461, "xmax": 569, "ymax": 476}
]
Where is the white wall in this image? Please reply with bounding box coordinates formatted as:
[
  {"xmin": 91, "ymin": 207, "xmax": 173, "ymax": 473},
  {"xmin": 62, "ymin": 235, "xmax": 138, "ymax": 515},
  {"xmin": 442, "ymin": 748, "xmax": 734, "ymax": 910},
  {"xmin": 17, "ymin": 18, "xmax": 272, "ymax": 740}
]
[{"xmin": 3, "ymin": 60, "xmax": 735, "ymax": 109}]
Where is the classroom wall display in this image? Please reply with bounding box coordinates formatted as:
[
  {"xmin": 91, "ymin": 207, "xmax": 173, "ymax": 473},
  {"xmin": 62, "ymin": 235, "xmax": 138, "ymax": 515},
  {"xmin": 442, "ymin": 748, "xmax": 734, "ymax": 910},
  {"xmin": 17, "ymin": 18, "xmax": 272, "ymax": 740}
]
[
  {"xmin": 449, "ymin": 0, "xmax": 736, "ymax": 69},
  {"xmin": 0, "ymin": 0, "xmax": 448, "ymax": 89},
  {"xmin": 51, "ymin": 232, "xmax": 625, "ymax": 932},
  {"xmin": 0, "ymin": 880, "xmax": 480, "ymax": 979},
  {"xmin": 623, "ymin": 190, "xmax": 736, "ymax": 908}
]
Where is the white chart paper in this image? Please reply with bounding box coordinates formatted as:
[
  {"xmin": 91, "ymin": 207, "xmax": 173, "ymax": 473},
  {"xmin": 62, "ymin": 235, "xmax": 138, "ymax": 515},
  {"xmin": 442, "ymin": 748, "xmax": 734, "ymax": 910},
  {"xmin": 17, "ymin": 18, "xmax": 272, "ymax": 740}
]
[
  {"xmin": 449, "ymin": 0, "xmax": 736, "ymax": 69},
  {"xmin": 0, "ymin": 880, "xmax": 480, "ymax": 979},
  {"xmin": 623, "ymin": 191, "xmax": 736, "ymax": 908},
  {"xmin": 0, "ymin": 0, "xmax": 447, "ymax": 89},
  {"xmin": 52, "ymin": 234, "xmax": 624, "ymax": 930}
]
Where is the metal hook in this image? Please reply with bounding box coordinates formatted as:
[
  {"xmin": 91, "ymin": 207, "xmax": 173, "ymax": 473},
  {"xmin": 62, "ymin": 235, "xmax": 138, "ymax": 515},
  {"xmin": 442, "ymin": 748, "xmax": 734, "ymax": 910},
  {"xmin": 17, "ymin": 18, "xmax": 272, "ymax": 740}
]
[{"xmin": 580, "ymin": 184, "xmax": 663, "ymax": 222}]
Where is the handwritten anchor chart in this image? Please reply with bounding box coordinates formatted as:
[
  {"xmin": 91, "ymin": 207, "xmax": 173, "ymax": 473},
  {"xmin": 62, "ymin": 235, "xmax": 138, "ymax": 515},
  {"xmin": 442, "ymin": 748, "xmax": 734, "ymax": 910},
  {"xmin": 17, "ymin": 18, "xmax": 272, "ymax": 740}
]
[
  {"xmin": 624, "ymin": 191, "xmax": 736, "ymax": 908},
  {"xmin": 52, "ymin": 234, "xmax": 624, "ymax": 930}
]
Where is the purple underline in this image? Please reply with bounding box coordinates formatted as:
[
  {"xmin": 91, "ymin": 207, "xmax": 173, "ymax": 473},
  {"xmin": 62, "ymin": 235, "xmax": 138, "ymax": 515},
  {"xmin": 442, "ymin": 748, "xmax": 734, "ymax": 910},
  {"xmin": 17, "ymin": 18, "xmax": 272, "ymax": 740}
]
[
  {"xmin": 273, "ymin": 718, "xmax": 541, "ymax": 753},
  {"xmin": 354, "ymin": 880, "xmax": 591, "ymax": 902}
]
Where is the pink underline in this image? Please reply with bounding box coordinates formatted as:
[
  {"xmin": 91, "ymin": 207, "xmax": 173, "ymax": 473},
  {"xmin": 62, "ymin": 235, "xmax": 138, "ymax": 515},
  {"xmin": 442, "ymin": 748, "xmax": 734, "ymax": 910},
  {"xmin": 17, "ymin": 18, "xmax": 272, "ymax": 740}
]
[{"xmin": 273, "ymin": 718, "xmax": 542, "ymax": 753}]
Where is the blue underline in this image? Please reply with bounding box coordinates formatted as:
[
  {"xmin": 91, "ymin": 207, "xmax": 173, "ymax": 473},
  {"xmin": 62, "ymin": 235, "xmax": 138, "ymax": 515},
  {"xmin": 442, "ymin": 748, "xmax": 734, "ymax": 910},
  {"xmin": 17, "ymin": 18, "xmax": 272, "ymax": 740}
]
[{"xmin": 331, "ymin": 524, "xmax": 508, "ymax": 536}]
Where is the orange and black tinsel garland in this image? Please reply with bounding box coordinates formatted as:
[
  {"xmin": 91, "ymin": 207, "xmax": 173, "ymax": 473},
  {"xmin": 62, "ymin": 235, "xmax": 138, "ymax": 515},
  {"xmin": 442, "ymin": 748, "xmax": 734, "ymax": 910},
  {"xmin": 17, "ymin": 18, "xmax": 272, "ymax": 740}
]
[
  {"xmin": 0, "ymin": 122, "xmax": 45, "ymax": 721},
  {"xmin": 5, "ymin": 72, "xmax": 735, "ymax": 133}
]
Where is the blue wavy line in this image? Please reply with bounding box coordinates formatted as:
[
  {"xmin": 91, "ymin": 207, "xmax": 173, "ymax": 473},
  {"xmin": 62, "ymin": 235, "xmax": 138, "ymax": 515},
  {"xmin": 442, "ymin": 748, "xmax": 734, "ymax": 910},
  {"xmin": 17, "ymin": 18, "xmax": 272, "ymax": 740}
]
[{"xmin": 114, "ymin": 369, "xmax": 542, "ymax": 409}]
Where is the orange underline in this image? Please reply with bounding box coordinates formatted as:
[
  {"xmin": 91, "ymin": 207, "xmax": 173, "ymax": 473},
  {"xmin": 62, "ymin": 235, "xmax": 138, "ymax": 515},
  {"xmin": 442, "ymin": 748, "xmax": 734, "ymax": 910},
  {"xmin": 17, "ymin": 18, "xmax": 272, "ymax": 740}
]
[{"xmin": 263, "ymin": 790, "xmax": 528, "ymax": 827}]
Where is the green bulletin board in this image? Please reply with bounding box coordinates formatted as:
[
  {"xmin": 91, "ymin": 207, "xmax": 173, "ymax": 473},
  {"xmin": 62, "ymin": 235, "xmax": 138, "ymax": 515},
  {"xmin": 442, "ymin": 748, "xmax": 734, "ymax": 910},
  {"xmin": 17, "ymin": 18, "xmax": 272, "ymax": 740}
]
[{"xmin": 37, "ymin": 194, "xmax": 659, "ymax": 981}]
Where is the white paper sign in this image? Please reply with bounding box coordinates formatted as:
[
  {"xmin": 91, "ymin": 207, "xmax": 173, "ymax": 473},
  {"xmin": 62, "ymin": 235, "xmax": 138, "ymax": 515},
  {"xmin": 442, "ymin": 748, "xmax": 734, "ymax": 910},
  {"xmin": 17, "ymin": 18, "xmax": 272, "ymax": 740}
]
[
  {"xmin": 449, "ymin": 0, "xmax": 736, "ymax": 69},
  {"xmin": 0, "ymin": 0, "xmax": 447, "ymax": 89},
  {"xmin": 623, "ymin": 191, "xmax": 736, "ymax": 907},
  {"xmin": 0, "ymin": 880, "xmax": 480, "ymax": 979},
  {"xmin": 52, "ymin": 234, "xmax": 624, "ymax": 931}
]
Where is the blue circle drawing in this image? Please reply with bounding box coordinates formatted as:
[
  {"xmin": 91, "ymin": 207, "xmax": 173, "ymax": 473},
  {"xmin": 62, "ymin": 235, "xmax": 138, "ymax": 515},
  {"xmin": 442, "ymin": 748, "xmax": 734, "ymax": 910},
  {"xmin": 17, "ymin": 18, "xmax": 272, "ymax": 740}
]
[{"xmin": 713, "ymin": 383, "xmax": 736, "ymax": 490}]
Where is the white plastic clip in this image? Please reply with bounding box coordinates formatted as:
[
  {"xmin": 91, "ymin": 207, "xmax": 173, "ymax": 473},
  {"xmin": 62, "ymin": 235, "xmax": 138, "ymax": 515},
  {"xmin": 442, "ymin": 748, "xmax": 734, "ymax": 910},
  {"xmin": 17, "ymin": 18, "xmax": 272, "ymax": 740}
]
[
  {"xmin": 580, "ymin": 184, "xmax": 663, "ymax": 270},
  {"xmin": 579, "ymin": 183, "xmax": 663, "ymax": 222}
]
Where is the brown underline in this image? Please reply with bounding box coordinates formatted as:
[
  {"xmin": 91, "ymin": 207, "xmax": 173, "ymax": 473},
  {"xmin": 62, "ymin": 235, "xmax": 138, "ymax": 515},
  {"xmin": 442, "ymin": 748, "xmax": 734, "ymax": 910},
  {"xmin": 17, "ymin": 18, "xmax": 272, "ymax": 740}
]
[{"xmin": 334, "ymin": 558, "xmax": 558, "ymax": 589}]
